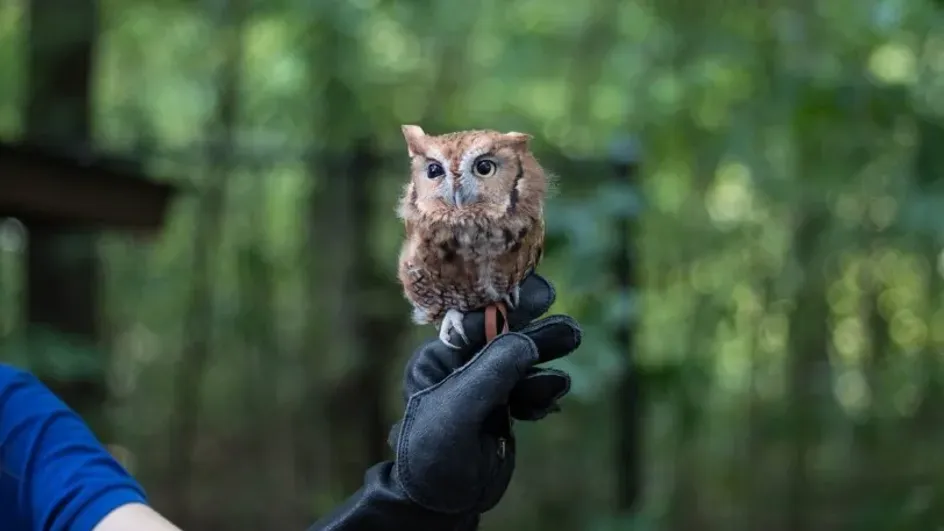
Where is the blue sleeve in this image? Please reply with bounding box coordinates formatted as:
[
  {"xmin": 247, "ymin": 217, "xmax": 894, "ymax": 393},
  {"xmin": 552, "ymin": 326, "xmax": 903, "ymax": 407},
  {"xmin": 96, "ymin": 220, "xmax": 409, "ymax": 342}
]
[{"xmin": 0, "ymin": 363, "xmax": 148, "ymax": 531}]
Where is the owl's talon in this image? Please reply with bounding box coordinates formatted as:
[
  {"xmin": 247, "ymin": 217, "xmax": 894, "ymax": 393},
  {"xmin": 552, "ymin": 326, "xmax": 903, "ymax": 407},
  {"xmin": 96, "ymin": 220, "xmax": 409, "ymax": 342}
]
[
  {"xmin": 439, "ymin": 333, "xmax": 461, "ymax": 350},
  {"xmin": 503, "ymin": 285, "xmax": 521, "ymax": 310},
  {"xmin": 439, "ymin": 309, "xmax": 469, "ymax": 349}
]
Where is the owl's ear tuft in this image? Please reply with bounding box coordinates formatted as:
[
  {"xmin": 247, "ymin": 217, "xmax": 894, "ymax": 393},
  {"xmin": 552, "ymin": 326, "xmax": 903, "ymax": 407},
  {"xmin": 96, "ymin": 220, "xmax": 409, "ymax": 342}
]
[
  {"xmin": 401, "ymin": 125, "xmax": 426, "ymax": 157},
  {"xmin": 503, "ymin": 131, "xmax": 532, "ymax": 149}
]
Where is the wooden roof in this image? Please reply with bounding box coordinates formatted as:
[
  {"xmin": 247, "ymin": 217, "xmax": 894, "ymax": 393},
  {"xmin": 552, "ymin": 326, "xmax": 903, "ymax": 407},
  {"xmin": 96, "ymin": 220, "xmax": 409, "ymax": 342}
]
[{"xmin": 0, "ymin": 141, "xmax": 176, "ymax": 230}]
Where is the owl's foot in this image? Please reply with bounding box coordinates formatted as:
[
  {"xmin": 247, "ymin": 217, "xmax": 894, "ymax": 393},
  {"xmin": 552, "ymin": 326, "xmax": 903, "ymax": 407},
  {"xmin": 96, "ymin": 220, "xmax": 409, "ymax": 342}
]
[
  {"xmin": 439, "ymin": 309, "xmax": 469, "ymax": 349},
  {"xmin": 503, "ymin": 284, "xmax": 521, "ymax": 310}
]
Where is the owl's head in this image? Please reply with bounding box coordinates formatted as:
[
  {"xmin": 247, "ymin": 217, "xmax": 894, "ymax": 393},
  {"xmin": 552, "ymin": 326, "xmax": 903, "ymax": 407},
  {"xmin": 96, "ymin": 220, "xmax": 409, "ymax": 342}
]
[{"xmin": 398, "ymin": 125, "xmax": 547, "ymax": 220}]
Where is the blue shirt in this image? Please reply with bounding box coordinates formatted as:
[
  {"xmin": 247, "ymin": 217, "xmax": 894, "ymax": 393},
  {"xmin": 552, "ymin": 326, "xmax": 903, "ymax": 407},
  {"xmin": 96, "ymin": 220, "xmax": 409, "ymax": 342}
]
[{"xmin": 0, "ymin": 363, "xmax": 148, "ymax": 530}]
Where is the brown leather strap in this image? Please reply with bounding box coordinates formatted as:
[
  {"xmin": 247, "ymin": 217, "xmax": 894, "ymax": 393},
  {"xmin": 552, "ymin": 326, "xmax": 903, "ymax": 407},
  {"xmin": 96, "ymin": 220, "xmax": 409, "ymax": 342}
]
[{"xmin": 484, "ymin": 302, "xmax": 510, "ymax": 343}]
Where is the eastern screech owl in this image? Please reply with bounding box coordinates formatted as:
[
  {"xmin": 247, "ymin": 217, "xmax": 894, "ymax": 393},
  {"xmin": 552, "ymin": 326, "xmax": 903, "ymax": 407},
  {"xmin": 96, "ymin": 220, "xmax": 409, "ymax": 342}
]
[{"xmin": 396, "ymin": 125, "xmax": 548, "ymax": 349}]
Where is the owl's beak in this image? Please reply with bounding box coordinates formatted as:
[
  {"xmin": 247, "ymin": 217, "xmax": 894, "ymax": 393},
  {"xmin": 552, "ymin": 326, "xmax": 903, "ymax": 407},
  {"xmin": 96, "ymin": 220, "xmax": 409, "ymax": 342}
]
[
  {"xmin": 442, "ymin": 176, "xmax": 477, "ymax": 207},
  {"xmin": 441, "ymin": 190, "xmax": 466, "ymax": 207}
]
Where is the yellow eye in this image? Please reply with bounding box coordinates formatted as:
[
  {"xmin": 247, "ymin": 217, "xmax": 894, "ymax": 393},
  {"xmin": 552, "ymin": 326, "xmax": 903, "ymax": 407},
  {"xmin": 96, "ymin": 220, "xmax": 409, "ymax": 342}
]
[{"xmin": 473, "ymin": 159, "xmax": 497, "ymax": 177}]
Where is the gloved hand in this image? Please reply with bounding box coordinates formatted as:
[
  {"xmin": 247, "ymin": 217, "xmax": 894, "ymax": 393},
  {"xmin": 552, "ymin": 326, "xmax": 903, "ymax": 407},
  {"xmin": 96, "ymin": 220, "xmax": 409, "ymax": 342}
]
[
  {"xmin": 309, "ymin": 273, "xmax": 581, "ymax": 531},
  {"xmin": 399, "ymin": 272, "xmax": 576, "ymax": 424}
]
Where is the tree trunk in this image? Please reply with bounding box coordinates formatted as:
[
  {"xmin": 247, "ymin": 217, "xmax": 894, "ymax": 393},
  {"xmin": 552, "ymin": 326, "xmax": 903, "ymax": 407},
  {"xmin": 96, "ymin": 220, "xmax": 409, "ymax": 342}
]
[
  {"xmin": 296, "ymin": 12, "xmax": 353, "ymax": 498},
  {"xmin": 743, "ymin": 279, "xmax": 774, "ymax": 530},
  {"xmin": 667, "ymin": 296, "xmax": 712, "ymax": 531},
  {"xmin": 23, "ymin": 0, "xmax": 107, "ymax": 438},
  {"xmin": 298, "ymin": 9, "xmax": 408, "ymax": 502},
  {"xmin": 165, "ymin": 0, "xmax": 244, "ymax": 523},
  {"xmin": 784, "ymin": 208, "xmax": 831, "ymax": 531}
]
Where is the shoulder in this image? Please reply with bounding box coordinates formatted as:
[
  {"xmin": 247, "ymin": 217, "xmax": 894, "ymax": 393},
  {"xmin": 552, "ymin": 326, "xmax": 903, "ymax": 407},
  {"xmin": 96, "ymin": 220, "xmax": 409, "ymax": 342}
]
[
  {"xmin": 0, "ymin": 363, "xmax": 83, "ymax": 448},
  {"xmin": 0, "ymin": 363, "xmax": 43, "ymax": 398},
  {"xmin": 0, "ymin": 365, "xmax": 149, "ymax": 530},
  {"xmin": 0, "ymin": 363, "xmax": 35, "ymax": 380},
  {"xmin": 0, "ymin": 363, "xmax": 69, "ymax": 437}
]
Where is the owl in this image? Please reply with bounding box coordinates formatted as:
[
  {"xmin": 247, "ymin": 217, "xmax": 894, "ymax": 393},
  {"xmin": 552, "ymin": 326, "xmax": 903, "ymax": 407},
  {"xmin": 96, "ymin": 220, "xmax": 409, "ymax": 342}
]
[{"xmin": 395, "ymin": 125, "xmax": 548, "ymax": 349}]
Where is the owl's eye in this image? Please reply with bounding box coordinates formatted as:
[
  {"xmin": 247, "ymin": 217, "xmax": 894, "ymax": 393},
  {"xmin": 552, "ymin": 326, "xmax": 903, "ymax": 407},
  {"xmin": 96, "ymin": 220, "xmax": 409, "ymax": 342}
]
[
  {"xmin": 473, "ymin": 159, "xmax": 497, "ymax": 177},
  {"xmin": 426, "ymin": 162, "xmax": 445, "ymax": 179}
]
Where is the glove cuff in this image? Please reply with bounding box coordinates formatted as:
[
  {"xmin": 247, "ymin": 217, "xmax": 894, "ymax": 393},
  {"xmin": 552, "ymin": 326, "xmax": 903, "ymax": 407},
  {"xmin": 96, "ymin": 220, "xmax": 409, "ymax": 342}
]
[{"xmin": 308, "ymin": 462, "xmax": 480, "ymax": 531}]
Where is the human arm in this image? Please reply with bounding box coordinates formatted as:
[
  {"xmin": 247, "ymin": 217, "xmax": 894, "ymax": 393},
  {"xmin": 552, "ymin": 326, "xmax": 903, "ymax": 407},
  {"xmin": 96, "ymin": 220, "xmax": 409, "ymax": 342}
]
[
  {"xmin": 308, "ymin": 274, "xmax": 581, "ymax": 530},
  {"xmin": 0, "ymin": 364, "xmax": 178, "ymax": 531},
  {"xmin": 93, "ymin": 502, "xmax": 182, "ymax": 531}
]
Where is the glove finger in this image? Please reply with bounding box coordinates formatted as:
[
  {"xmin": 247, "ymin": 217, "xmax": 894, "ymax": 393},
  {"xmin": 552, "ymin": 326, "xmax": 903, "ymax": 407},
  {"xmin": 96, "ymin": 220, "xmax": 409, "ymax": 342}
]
[
  {"xmin": 518, "ymin": 315, "xmax": 582, "ymax": 365},
  {"xmin": 403, "ymin": 313, "xmax": 582, "ymax": 398},
  {"xmin": 443, "ymin": 273, "xmax": 557, "ymax": 351},
  {"xmin": 402, "ymin": 337, "xmax": 468, "ymax": 400},
  {"xmin": 509, "ymin": 368, "xmax": 571, "ymax": 421},
  {"xmin": 445, "ymin": 333, "xmax": 539, "ymax": 417}
]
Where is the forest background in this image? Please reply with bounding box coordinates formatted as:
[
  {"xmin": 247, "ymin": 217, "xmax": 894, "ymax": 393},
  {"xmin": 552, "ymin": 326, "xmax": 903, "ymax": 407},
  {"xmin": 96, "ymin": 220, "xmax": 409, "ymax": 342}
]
[{"xmin": 1, "ymin": 0, "xmax": 943, "ymax": 530}]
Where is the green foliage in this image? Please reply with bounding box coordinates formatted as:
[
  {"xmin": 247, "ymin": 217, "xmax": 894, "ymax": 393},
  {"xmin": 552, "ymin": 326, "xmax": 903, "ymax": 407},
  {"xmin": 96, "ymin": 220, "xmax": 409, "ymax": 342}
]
[{"xmin": 5, "ymin": 0, "xmax": 944, "ymax": 529}]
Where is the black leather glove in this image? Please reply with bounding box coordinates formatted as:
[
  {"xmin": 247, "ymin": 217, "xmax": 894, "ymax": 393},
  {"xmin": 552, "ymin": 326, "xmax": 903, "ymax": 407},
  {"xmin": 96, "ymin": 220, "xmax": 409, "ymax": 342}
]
[
  {"xmin": 308, "ymin": 273, "xmax": 581, "ymax": 531},
  {"xmin": 397, "ymin": 273, "xmax": 576, "ymax": 426}
]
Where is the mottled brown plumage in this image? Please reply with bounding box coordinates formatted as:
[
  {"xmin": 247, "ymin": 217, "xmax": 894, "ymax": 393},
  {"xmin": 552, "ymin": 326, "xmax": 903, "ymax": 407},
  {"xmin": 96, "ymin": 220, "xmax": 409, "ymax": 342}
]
[{"xmin": 395, "ymin": 125, "xmax": 548, "ymax": 348}]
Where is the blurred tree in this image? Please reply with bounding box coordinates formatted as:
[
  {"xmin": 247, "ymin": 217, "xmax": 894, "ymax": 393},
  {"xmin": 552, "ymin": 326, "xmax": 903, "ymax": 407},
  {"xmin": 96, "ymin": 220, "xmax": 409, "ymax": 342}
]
[
  {"xmin": 23, "ymin": 0, "xmax": 107, "ymax": 438},
  {"xmin": 165, "ymin": 0, "xmax": 245, "ymax": 524}
]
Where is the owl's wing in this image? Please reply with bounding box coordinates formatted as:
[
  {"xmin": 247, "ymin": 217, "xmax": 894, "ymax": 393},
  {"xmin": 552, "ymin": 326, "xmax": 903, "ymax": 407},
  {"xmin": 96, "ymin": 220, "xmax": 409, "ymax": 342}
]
[
  {"xmin": 526, "ymin": 215, "xmax": 545, "ymax": 273},
  {"xmin": 513, "ymin": 215, "xmax": 545, "ymax": 285}
]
